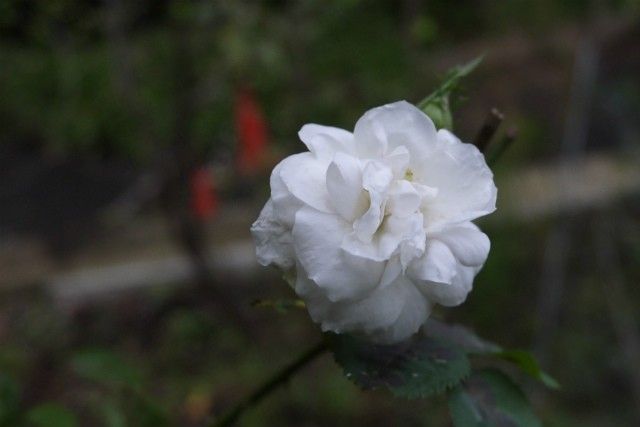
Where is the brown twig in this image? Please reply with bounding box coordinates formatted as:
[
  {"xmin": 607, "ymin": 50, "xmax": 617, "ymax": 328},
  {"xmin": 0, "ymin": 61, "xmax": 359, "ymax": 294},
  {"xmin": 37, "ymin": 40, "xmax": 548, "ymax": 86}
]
[
  {"xmin": 486, "ymin": 126, "xmax": 518, "ymax": 166},
  {"xmin": 473, "ymin": 108, "xmax": 504, "ymax": 153}
]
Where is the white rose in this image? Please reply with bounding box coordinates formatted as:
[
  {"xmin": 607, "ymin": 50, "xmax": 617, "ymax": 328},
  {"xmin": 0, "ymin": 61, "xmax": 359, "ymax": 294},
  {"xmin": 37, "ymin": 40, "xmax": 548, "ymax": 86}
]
[{"xmin": 251, "ymin": 101, "xmax": 496, "ymax": 344}]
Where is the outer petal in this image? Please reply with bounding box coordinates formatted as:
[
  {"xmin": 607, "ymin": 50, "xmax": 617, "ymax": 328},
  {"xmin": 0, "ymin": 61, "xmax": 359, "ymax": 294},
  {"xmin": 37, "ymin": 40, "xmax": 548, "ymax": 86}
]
[
  {"xmin": 299, "ymin": 124, "xmax": 354, "ymax": 161},
  {"xmin": 292, "ymin": 207, "xmax": 385, "ymax": 301},
  {"xmin": 407, "ymin": 220, "xmax": 489, "ymax": 307},
  {"xmin": 369, "ymin": 277, "xmax": 432, "ymax": 344},
  {"xmin": 250, "ymin": 199, "xmax": 295, "ymax": 270},
  {"xmin": 275, "ymin": 152, "xmax": 333, "ymax": 214},
  {"xmin": 430, "ymin": 222, "xmax": 490, "ymax": 267},
  {"xmin": 436, "ymin": 128, "xmax": 460, "ymax": 146},
  {"xmin": 416, "ymin": 130, "xmax": 497, "ymax": 227},
  {"xmin": 296, "ymin": 266, "xmax": 429, "ymax": 343},
  {"xmin": 270, "ymin": 162, "xmax": 302, "ymax": 227},
  {"xmin": 295, "ymin": 269, "xmax": 404, "ymax": 336},
  {"xmin": 407, "ymin": 239, "xmax": 458, "ymax": 285},
  {"xmin": 353, "ymin": 101, "xmax": 438, "ymax": 166},
  {"xmin": 413, "ymin": 264, "xmax": 479, "ymax": 307}
]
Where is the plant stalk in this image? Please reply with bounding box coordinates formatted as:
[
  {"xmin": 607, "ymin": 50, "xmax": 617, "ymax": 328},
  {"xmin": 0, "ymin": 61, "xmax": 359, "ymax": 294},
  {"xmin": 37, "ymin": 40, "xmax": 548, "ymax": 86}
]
[{"xmin": 209, "ymin": 340, "xmax": 329, "ymax": 427}]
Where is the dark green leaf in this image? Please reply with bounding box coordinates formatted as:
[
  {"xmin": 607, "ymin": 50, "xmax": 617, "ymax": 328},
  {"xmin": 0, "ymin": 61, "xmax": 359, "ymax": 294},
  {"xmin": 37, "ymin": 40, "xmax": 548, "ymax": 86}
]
[
  {"xmin": 424, "ymin": 319, "xmax": 502, "ymax": 354},
  {"xmin": 71, "ymin": 349, "xmax": 142, "ymax": 389},
  {"xmin": 448, "ymin": 369, "xmax": 541, "ymax": 427},
  {"xmin": 423, "ymin": 321, "xmax": 559, "ymax": 390},
  {"xmin": 26, "ymin": 403, "xmax": 78, "ymax": 427},
  {"xmin": 329, "ymin": 333, "xmax": 470, "ymax": 399},
  {"xmin": 496, "ymin": 350, "xmax": 560, "ymax": 390},
  {"xmin": 449, "ymin": 386, "xmax": 492, "ymax": 427}
]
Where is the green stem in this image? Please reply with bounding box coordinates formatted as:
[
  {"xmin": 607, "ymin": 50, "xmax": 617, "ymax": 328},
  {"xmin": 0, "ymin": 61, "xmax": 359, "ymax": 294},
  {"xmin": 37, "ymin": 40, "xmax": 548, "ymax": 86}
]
[{"xmin": 209, "ymin": 340, "xmax": 329, "ymax": 427}]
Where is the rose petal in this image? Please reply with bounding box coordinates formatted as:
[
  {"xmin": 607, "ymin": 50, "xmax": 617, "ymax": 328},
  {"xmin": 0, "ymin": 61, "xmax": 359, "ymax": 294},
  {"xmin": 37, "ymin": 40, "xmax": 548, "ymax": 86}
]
[
  {"xmin": 250, "ymin": 199, "xmax": 295, "ymax": 270},
  {"xmin": 292, "ymin": 207, "xmax": 385, "ymax": 301},
  {"xmin": 431, "ymin": 222, "xmax": 490, "ymax": 267},
  {"xmin": 270, "ymin": 163, "xmax": 302, "ymax": 227},
  {"xmin": 343, "ymin": 212, "xmax": 425, "ymax": 263},
  {"xmin": 296, "ymin": 271, "xmax": 404, "ymax": 336},
  {"xmin": 276, "ymin": 152, "xmax": 333, "ymax": 214},
  {"xmin": 407, "ymin": 237, "xmax": 481, "ymax": 307},
  {"xmin": 326, "ymin": 152, "xmax": 368, "ymax": 222},
  {"xmin": 408, "ymin": 239, "xmax": 458, "ymax": 285},
  {"xmin": 387, "ymin": 180, "xmax": 421, "ymax": 218},
  {"xmin": 369, "ymin": 277, "xmax": 432, "ymax": 344},
  {"xmin": 296, "ymin": 267, "xmax": 428, "ymax": 343},
  {"xmin": 353, "ymin": 101, "xmax": 438, "ymax": 165},
  {"xmin": 416, "ymin": 130, "xmax": 497, "ymax": 227},
  {"xmin": 384, "ymin": 145, "xmax": 410, "ymax": 177},
  {"xmin": 352, "ymin": 160, "xmax": 393, "ymax": 242},
  {"xmin": 413, "ymin": 265, "xmax": 478, "ymax": 307},
  {"xmin": 299, "ymin": 124, "xmax": 354, "ymax": 161}
]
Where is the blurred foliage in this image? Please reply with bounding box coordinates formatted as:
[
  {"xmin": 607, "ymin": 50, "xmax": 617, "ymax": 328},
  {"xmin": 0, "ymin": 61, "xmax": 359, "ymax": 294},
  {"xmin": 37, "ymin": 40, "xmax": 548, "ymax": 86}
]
[
  {"xmin": 70, "ymin": 350, "xmax": 143, "ymax": 390},
  {"xmin": 26, "ymin": 403, "xmax": 79, "ymax": 427},
  {"xmin": 2, "ymin": 0, "xmax": 637, "ymax": 161},
  {"xmin": 0, "ymin": 374, "xmax": 20, "ymax": 427}
]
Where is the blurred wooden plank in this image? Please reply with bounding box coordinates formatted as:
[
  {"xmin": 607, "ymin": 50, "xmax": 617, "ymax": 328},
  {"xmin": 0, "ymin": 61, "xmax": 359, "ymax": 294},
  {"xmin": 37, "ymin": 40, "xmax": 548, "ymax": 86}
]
[
  {"xmin": 495, "ymin": 151, "xmax": 640, "ymax": 222},
  {"xmin": 1, "ymin": 151, "xmax": 639, "ymax": 302},
  {"xmin": 47, "ymin": 240, "xmax": 258, "ymax": 308}
]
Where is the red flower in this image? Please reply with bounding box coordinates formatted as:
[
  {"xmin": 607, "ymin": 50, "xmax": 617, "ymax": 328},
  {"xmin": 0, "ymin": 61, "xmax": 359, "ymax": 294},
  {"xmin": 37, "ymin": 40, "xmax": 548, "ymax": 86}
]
[
  {"xmin": 190, "ymin": 167, "xmax": 218, "ymax": 220},
  {"xmin": 235, "ymin": 87, "xmax": 269, "ymax": 175}
]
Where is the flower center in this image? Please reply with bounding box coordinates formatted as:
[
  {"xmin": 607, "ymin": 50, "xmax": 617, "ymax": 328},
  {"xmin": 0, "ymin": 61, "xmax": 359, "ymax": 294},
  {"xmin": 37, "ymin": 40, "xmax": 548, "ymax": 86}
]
[{"xmin": 404, "ymin": 168, "xmax": 414, "ymax": 181}]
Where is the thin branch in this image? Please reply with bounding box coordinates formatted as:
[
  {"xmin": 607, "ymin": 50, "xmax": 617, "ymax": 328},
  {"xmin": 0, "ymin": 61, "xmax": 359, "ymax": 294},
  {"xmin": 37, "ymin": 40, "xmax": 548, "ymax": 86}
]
[
  {"xmin": 486, "ymin": 126, "xmax": 518, "ymax": 166},
  {"xmin": 473, "ymin": 108, "xmax": 504, "ymax": 153},
  {"xmin": 209, "ymin": 341, "xmax": 329, "ymax": 427}
]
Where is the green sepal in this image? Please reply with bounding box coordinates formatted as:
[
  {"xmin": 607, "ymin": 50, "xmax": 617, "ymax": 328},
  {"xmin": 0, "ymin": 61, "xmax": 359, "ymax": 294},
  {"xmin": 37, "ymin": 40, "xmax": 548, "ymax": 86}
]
[{"xmin": 418, "ymin": 56, "xmax": 483, "ymax": 130}]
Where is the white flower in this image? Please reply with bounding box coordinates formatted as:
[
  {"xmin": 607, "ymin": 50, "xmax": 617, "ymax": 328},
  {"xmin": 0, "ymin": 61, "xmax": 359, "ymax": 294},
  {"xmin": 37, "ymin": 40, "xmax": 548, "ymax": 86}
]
[{"xmin": 251, "ymin": 101, "xmax": 496, "ymax": 344}]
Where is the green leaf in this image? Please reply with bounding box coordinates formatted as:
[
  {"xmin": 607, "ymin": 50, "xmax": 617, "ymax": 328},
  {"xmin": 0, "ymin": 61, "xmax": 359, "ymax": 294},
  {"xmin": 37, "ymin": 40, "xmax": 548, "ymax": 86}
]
[
  {"xmin": 448, "ymin": 369, "xmax": 541, "ymax": 427},
  {"xmin": 26, "ymin": 403, "xmax": 78, "ymax": 427},
  {"xmin": 495, "ymin": 350, "xmax": 560, "ymax": 390},
  {"xmin": 417, "ymin": 56, "xmax": 483, "ymax": 130},
  {"xmin": 71, "ymin": 349, "xmax": 142, "ymax": 390},
  {"xmin": 424, "ymin": 321, "xmax": 559, "ymax": 390},
  {"xmin": 423, "ymin": 319, "xmax": 502, "ymax": 354},
  {"xmin": 97, "ymin": 400, "xmax": 127, "ymax": 427},
  {"xmin": 329, "ymin": 333, "xmax": 470, "ymax": 399},
  {"xmin": 0, "ymin": 374, "xmax": 20, "ymax": 426}
]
